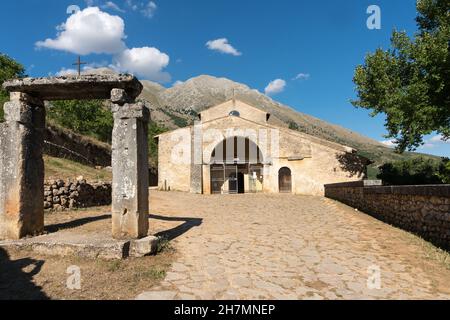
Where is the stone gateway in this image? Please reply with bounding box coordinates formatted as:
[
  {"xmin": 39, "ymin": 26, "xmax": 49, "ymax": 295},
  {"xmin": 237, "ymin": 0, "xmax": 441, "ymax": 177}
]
[
  {"xmin": 156, "ymin": 99, "xmax": 370, "ymax": 196},
  {"xmin": 0, "ymin": 75, "xmax": 149, "ymax": 240}
]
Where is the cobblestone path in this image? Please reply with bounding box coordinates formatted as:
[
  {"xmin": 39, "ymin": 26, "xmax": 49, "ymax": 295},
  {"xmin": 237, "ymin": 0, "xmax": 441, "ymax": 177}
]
[{"xmin": 137, "ymin": 191, "xmax": 450, "ymax": 300}]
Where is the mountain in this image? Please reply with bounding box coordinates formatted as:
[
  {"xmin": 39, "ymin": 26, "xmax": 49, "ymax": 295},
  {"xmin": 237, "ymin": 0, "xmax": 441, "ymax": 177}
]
[{"xmin": 136, "ymin": 74, "xmax": 438, "ymax": 174}]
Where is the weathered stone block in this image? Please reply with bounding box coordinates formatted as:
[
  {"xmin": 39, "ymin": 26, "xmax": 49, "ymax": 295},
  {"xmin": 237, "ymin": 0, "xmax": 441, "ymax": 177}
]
[
  {"xmin": 111, "ymin": 102, "xmax": 149, "ymax": 120},
  {"xmin": 0, "ymin": 98, "xmax": 45, "ymax": 240},
  {"xmin": 110, "ymin": 88, "xmax": 129, "ymax": 105},
  {"xmin": 129, "ymin": 235, "xmax": 158, "ymax": 257},
  {"xmin": 111, "ymin": 101, "xmax": 150, "ymax": 240}
]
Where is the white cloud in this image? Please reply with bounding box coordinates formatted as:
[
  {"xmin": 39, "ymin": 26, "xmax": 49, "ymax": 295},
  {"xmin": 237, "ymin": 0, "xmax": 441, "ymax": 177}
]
[
  {"xmin": 206, "ymin": 38, "xmax": 242, "ymax": 56},
  {"xmin": 429, "ymin": 134, "xmax": 450, "ymax": 144},
  {"xmin": 113, "ymin": 47, "xmax": 170, "ymax": 82},
  {"xmin": 173, "ymin": 80, "xmax": 184, "ymax": 86},
  {"xmin": 38, "ymin": 7, "xmax": 171, "ymax": 83},
  {"xmin": 55, "ymin": 61, "xmax": 108, "ymax": 76},
  {"xmin": 125, "ymin": 0, "xmax": 138, "ymax": 10},
  {"xmin": 36, "ymin": 7, "xmax": 126, "ymax": 55},
  {"xmin": 293, "ymin": 73, "xmax": 310, "ymax": 80},
  {"xmin": 264, "ymin": 79, "xmax": 286, "ymax": 96},
  {"xmin": 381, "ymin": 134, "xmax": 449, "ymax": 150},
  {"xmin": 86, "ymin": 0, "xmax": 156, "ymax": 17},
  {"xmin": 416, "ymin": 134, "xmax": 450, "ymax": 150},
  {"xmin": 102, "ymin": 1, "xmax": 125, "ymax": 12},
  {"xmin": 141, "ymin": 1, "xmax": 157, "ymax": 18},
  {"xmin": 380, "ymin": 139, "xmax": 396, "ymax": 148},
  {"xmin": 56, "ymin": 68, "xmax": 78, "ymax": 76}
]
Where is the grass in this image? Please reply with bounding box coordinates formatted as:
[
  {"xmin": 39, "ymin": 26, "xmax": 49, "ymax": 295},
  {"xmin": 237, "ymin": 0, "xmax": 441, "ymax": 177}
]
[
  {"xmin": 101, "ymin": 258, "xmax": 169, "ymax": 281},
  {"xmin": 132, "ymin": 267, "xmax": 167, "ymax": 281},
  {"xmin": 106, "ymin": 260, "xmax": 124, "ymax": 272},
  {"xmin": 367, "ymin": 165, "xmax": 380, "ymax": 180},
  {"xmin": 404, "ymin": 232, "xmax": 450, "ymax": 270},
  {"xmin": 44, "ymin": 155, "xmax": 112, "ymax": 181},
  {"xmin": 156, "ymin": 236, "xmax": 175, "ymax": 254},
  {"xmin": 159, "ymin": 107, "xmax": 189, "ymax": 128},
  {"xmin": 418, "ymin": 240, "xmax": 450, "ymax": 270},
  {"xmin": 46, "ymin": 119, "xmax": 112, "ymax": 150}
]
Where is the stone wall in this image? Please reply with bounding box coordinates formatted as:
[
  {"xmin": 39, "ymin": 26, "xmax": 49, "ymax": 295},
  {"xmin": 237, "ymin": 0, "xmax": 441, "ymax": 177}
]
[
  {"xmin": 44, "ymin": 179, "xmax": 112, "ymax": 211},
  {"xmin": 324, "ymin": 181, "xmax": 450, "ymax": 250}
]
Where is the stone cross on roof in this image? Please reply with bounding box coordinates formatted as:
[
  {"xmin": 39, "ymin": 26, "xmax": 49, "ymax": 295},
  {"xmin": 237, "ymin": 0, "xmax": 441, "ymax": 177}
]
[{"xmin": 232, "ymin": 88, "xmax": 236, "ymax": 106}]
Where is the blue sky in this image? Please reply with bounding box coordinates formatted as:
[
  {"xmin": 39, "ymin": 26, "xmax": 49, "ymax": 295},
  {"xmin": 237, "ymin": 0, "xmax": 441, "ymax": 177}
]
[{"xmin": 0, "ymin": 0, "xmax": 448, "ymax": 157}]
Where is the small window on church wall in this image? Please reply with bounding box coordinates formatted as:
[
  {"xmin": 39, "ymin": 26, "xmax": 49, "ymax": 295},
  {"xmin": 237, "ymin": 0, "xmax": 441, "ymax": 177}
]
[{"xmin": 229, "ymin": 110, "xmax": 240, "ymax": 117}]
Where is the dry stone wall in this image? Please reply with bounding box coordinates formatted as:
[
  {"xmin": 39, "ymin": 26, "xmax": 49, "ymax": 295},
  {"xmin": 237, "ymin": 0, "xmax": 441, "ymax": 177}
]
[
  {"xmin": 44, "ymin": 179, "xmax": 112, "ymax": 211},
  {"xmin": 324, "ymin": 181, "xmax": 450, "ymax": 250}
]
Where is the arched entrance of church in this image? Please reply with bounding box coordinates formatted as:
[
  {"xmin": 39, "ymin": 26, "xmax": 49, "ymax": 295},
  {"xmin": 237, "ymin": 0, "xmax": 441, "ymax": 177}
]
[
  {"xmin": 279, "ymin": 167, "xmax": 292, "ymax": 193},
  {"xmin": 210, "ymin": 137, "xmax": 264, "ymax": 194}
]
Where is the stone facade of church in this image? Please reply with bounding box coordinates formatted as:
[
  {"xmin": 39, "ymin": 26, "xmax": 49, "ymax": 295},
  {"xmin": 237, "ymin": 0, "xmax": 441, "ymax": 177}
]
[{"xmin": 156, "ymin": 100, "xmax": 369, "ymax": 196}]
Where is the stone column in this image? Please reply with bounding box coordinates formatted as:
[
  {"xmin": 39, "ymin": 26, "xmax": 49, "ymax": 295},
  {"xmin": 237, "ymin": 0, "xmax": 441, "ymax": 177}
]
[
  {"xmin": 190, "ymin": 122, "xmax": 203, "ymax": 194},
  {"xmin": 0, "ymin": 92, "xmax": 45, "ymax": 240},
  {"xmin": 111, "ymin": 89, "xmax": 150, "ymax": 239},
  {"xmin": 202, "ymin": 165, "xmax": 211, "ymax": 195},
  {"xmin": 262, "ymin": 164, "xmax": 272, "ymax": 193}
]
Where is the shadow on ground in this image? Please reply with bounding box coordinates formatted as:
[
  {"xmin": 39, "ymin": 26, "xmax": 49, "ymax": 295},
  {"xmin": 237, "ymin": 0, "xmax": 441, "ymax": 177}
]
[
  {"xmin": 45, "ymin": 212, "xmax": 202, "ymax": 241},
  {"xmin": 0, "ymin": 248, "xmax": 48, "ymax": 300},
  {"xmin": 151, "ymin": 214, "xmax": 203, "ymax": 241},
  {"xmin": 45, "ymin": 214, "xmax": 111, "ymax": 233}
]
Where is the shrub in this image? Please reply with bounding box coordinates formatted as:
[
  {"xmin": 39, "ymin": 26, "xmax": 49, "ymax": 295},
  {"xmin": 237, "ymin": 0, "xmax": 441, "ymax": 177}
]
[
  {"xmin": 438, "ymin": 158, "xmax": 450, "ymax": 183},
  {"xmin": 47, "ymin": 100, "xmax": 113, "ymax": 143},
  {"xmin": 288, "ymin": 121, "xmax": 299, "ymax": 130},
  {"xmin": 377, "ymin": 157, "xmax": 448, "ymax": 185},
  {"xmin": 0, "ymin": 53, "xmax": 26, "ymax": 121}
]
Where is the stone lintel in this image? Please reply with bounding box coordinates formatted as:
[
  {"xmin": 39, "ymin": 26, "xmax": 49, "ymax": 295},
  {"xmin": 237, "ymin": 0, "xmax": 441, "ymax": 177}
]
[{"xmin": 2, "ymin": 74, "xmax": 143, "ymax": 101}]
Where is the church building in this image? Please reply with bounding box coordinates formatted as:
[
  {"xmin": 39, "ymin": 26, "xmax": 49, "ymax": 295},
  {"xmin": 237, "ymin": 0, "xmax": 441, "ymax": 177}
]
[{"xmin": 155, "ymin": 99, "xmax": 369, "ymax": 196}]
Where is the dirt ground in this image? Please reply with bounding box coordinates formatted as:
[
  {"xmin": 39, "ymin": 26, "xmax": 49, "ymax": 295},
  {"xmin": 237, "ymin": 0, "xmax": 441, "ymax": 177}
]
[{"xmin": 0, "ymin": 207, "xmax": 176, "ymax": 300}]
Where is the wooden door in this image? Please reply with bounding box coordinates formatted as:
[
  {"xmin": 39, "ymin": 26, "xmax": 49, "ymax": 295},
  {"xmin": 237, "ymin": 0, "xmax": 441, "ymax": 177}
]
[{"xmin": 279, "ymin": 167, "xmax": 292, "ymax": 193}]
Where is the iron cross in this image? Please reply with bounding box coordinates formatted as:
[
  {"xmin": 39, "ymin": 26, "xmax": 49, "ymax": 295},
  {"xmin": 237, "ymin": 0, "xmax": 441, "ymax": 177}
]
[{"xmin": 72, "ymin": 56, "xmax": 87, "ymax": 77}]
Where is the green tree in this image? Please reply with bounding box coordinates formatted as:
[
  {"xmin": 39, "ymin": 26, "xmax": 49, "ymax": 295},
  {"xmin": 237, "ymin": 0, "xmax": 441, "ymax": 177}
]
[
  {"xmin": 438, "ymin": 157, "xmax": 450, "ymax": 183},
  {"xmin": 47, "ymin": 100, "xmax": 114, "ymax": 143},
  {"xmin": 0, "ymin": 53, "xmax": 26, "ymax": 121},
  {"xmin": 377, "ymin": 157, "xmax": 445, "ymax": 185},
  {"xmin": 148, "ymin": 121, "xmax": 168, "ymax": 166},
  {"xmin": 352, "ymin": 0, "xmax": 449, "ymax": 152}
]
